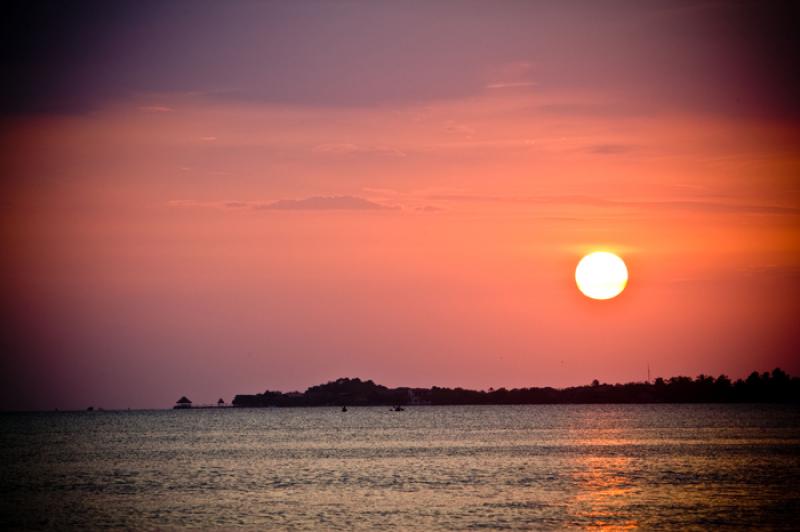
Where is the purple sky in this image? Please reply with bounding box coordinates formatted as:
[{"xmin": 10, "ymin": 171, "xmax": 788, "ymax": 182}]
[{"xmin": 1, "ymin": 1, "xmax": 798, "ymax": 410}]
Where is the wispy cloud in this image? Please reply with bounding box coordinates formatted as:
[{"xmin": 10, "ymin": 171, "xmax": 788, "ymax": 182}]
[
  {"xmin": 647, "ymin": 200, "xmax": 800, "ymax": 215},
  {"xmin": 485, "ymin": 81, "xmax": 538, "ymax": 89},
  {"xmin": 167, "ymin": 195, "xmax": 397, "ymax": 211},
  {"xmin": 312, "ymin": 143, "xmax": 406, "ymax": 157},
  {"xmin": 444, "ymin": 121, "xmax": 475, "ymax": 136},
  {"xmin": 256, "ymin": 196, "xmax": 396, "ymax": 211},
  {"xmin": 424, "ymin": 193, "xmax": 800, "ymax": 216},
  {"xmin": 138, "ymin": 105, "xmax": 173, "ymax": 113},
  {"xmin": 585, "ymin": 143, "xmax": 638, "ymax": 155},
  {"xmin": 165, "ymin": 199, "xmax": 204, "ymax": 208},
  {"xmin": 668, "ymin": 264, "xmax": 800, "ymax": 286},
  {"xmin": 532, "ymin": 102, "xmax": 644, "ymax": 118}
]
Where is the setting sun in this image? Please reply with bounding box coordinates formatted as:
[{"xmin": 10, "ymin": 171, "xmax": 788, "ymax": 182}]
[
  {"xmin": 1, "ymin": 2, "xmax": 798, "ymax": 529},
  {"xmin": 575, "ymin": 252, "xmax": 629, "ymax": 300}
]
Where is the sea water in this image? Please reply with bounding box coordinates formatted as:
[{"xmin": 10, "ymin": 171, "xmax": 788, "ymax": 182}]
[{"xmin": 1, "ymin": 404, "xmax": 799, "ymax": 529}]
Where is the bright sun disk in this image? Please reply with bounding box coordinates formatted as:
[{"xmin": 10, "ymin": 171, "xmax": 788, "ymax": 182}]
[{"xmin": 575, "ymin": 251, "xmax": 628, "ymax": 300}]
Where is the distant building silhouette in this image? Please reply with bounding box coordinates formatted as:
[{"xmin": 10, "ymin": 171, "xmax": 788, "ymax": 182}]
[{"xmin": 174, "ymin": 396, "xmax": 192, "ymax": 409}]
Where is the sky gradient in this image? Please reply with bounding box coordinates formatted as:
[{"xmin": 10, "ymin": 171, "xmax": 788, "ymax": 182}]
[{"xmin": 1, "ymin": 0, "xmax": 798, "ymax": 410}]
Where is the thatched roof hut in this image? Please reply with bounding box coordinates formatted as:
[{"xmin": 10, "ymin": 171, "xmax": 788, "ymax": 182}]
[{"xmin": 174, "ymin": 396, "xmax": 192, "ymax": 409}]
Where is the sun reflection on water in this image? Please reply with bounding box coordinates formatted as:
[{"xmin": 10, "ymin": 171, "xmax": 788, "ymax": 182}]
[
  {"xmin": 1, "ymin": 405, "xmax": 799, "ymax": 529},
  {"xmin": 570, "ymin": 455, "xmax": 639, "ymax": 530}
]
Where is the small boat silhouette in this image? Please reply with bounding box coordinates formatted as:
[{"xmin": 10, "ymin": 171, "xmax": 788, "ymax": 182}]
[
  {"xmin": 341, "ymin": 406, "xmax": 348, "ymax": 412},
  {"xmin": 393, "ymin": 405, "xmax": 405, "ymax": 411}
]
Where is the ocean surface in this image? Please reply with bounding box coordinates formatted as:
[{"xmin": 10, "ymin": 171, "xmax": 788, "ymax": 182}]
[{"xmin": 1, "ymin": 404, "xmax": 799, "ymax": 530}]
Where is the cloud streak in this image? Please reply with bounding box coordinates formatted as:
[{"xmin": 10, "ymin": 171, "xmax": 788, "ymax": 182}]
[
  {"xmin": 585, "ymin": 143, "xmax": 638, "ymax": 155},
  {"xmin": 485, "ymin": 81, "xmax": 538, "ymax": 89},
  {"xmin": 138, "ymin": 105, "xmax": 173, "ymax": 113},
  {"xmin": 167, "ymin": 195, "xmax": 396, "ymax": 212},
  {"xmin": 425, "ymin": 194, "xmax": 800, "ymax": 216},
  {"xmin": 256, "ymin": 196, "xmax": 396, "ymax": 211},
  {"xmin": 312, "ymin": 143, "xmax": 406, "ymax": 157}
]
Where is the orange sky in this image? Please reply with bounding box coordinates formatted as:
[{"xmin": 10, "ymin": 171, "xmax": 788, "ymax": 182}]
[{"xmin": 1, "ymin": 1, "xmax": 798, "ymax": 409}]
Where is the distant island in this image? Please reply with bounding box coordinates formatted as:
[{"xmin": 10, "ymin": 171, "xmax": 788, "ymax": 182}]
[{"xmin": 221, "ymin": 369, "xmax": 799, "ymax": 408}]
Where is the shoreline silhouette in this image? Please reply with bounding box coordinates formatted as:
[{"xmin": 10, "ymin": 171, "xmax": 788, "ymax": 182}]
[{"xmin": 221, "ymin": 369, "xmax": 799, "ymax": 408}]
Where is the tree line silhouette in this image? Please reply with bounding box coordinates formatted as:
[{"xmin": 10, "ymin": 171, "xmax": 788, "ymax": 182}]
[{"xmin": 231, "ymin": 368, "xmax": 799, "ymax": 407}]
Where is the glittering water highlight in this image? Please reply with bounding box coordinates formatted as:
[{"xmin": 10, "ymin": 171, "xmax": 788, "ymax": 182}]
[{"xmin": 1, "ymin": 404, "xmax": 799, "ymax": 529}]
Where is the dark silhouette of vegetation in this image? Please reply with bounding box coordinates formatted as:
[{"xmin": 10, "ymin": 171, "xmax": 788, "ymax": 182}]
[{"xmin": 231, "ymin": 369, "xmax": 799, "ymax": 407}]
